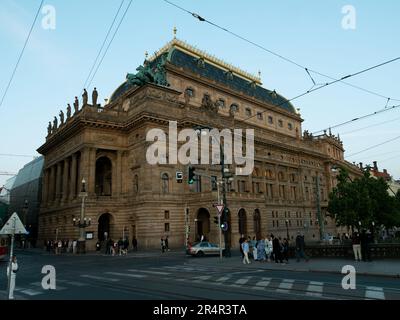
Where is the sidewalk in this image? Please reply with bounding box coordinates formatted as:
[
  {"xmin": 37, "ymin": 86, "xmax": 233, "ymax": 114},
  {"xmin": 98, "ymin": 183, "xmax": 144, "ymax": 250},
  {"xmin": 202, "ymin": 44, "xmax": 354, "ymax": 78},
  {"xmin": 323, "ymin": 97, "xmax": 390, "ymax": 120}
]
[{"xmin": 190, "ymin": 256, "xmax": 400, "ymax": 278}]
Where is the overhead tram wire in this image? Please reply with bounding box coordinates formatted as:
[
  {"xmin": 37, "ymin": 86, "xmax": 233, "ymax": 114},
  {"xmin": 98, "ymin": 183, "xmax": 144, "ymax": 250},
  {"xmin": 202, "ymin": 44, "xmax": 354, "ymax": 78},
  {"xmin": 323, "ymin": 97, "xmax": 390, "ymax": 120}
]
[
  {"xmin": 162, "ymin": 0, "xmax": 400, "ymax": 104},
  {"xmin": 0, "ymin": 0, "xmax": 44, "ymax": 108},
  {"xmin": 340, "ymin": 115, "xmax": 400, "ymax": 136},
  {"xmin": 0, "ymin": 153, "xmax": 38, "ymax": 158},
  {"xmin": 82, "ymin": 0, "xmax": 125, "ymax": 91},
  {"xmin": 312, "ymin": 103, "xmax": 400, "ymax": 135},
  {"xmin": 86, "ymin": 0, "xmax": 134, "ymax": 90},
  {"xmin": 346, "ymin": 134, "xmax": 400, "ymax": 158}
]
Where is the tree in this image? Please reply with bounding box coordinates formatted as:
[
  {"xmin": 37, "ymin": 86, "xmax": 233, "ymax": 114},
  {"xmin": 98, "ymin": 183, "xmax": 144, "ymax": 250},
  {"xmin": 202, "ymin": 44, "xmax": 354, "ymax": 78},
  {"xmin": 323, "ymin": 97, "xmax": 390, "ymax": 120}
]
[{"xmin": 328, "ymin": 167, "xmax": 400, "ymax": 230}]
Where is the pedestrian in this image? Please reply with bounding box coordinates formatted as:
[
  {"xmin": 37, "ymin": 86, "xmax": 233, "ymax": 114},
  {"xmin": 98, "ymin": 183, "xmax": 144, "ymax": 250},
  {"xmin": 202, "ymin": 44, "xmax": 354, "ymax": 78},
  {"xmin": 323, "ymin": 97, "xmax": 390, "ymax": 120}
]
[
  {"xmin": 352, "ymin": 232, "xmax": 362, "ymax": 261},
  {"xmin": 257, "ymin": 237, "xmax": 266, "ymax": 262},
  {"xmin": 242, "ymin": 239, "xmax": 251, "ymax": 264},
  {"xmin": 264, "ymin": 236, "xmax": 273, "ymax": 262},
  {"xmin": 239, "ymin": 234, "xmax": 245, "ymax": 260},
  {"xmin": 118, "ymin": 238, "xmax": 123, "ymax": 255},
  {"xmin": 165, "ymin": 236, "xmax": 170, "ymax": 251},
  {"xmin": 200, "ymin": 234, "xmax": 204, "ymax": 242},
  {"xmin": 132, "ymin": 236, "xmax": 138, "ymax": 251},
  {"xmin": 282, "ymin": 238, "xmax": 289, "ymax": 263},
  {"xmin": 272, "ymin": 235, "xmax": 283, "ymax": 264},
  {"xmin": 7, "ymin": 255, "xmax": 18, "ymax": 299},
  {"xmin": 123, "ymin": 238, "xmax": 129, "ymax": 255},
  {"xmin": 295, "ymin": 232, "xmax": 309, "ymax": 262},
  {"xmin": 96, "ymin": 241, "xmax": 101, "ymax": 251},
  {"xmin": 360, "ymin": 230, "xmax": 372, "ymax": 262},
  {"xmin": 161, "ymin": 237, "xmax": 166, "ymax": 253},
  {"xmin": 251, "ymin": 237, "xmax": 258, "ymax": 261},
  {"xmin": 72, "ymin": 239, "xmax": 77, "ymax": 254},
  {"xmin": 57, "ymin": 240, "xmax": 62, "ymax": 255}
]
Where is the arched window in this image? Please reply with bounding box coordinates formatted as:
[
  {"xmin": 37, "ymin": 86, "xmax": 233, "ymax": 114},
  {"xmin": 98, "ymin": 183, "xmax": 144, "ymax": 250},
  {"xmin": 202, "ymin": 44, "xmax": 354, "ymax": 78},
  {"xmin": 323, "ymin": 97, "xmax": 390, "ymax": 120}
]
[
  {"xmin": 95, "ymin": 157, "xmax": 112, "ymax": 196},
  {"xmin": 230, "ymin": 104, "xmax": 239, "ymax": 113},
  {"xmin": 238, "ymin": 209, "xmax": 247, "ymax": 236},
  {"xmin": 161, "ymin": 173, "xmax": 169, "ymax": 194},
  {"xmin": 185, "ymin": 87, "xmax": 195, "ymax": 98}
]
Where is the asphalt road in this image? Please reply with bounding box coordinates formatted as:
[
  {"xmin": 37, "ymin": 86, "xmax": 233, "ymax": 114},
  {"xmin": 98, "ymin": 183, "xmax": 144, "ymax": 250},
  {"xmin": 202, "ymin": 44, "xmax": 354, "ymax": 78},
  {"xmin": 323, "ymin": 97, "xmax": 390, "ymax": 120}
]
[{"xmin": 1, "ymin": 249, "xmax": 400, "ymax": 300}]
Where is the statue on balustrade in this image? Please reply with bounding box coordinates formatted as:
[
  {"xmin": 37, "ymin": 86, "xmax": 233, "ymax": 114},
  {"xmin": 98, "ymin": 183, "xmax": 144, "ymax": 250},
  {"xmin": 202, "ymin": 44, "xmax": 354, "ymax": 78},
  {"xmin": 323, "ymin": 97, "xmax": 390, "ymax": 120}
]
[
  {"xmin": 92, "ymin": 87, "xmax": 98, "ymax": 106},
  {"xmin": 59, "ymin": 110, "xmax": 64, "ymax": 124},
  {"xmin": 53, "ymin": 116, "xmax": 58, "ymax": 130},
  {"xmin": 82, "ymin": 89, "xmax": 88, "ymax": 105},
  {"xmin": 47, "ymin": 122, "xmax": 52, "ymax": 135},
  {"xmin": 73, "ymin": 96, "xmax": 79, "ymax": 114},
  {"xmin": 66, "ymin": 104, "xmax": 71, "ymax": 119}
]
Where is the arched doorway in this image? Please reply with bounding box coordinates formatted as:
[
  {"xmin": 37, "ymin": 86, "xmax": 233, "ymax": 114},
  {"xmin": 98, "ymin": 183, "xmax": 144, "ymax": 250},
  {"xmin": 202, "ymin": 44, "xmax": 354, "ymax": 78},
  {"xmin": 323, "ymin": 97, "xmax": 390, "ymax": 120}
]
[
  {"xmin": 254, "ymin": 209, "xmax": 261, "ymax": 239},
  {"xmin": 238, "ymin": 209, "xmax": 247, "ymax": 236},
  {"xmin": 95, "ymin": 157, "xmax": 112, "ymax": 196},
  {"xmin": 196, "ymin": 208, "xmax": 210, "ymax": 242},
  {"xmin": 98, "ymin": 213, "xmax": 112, "ymax": 241}
]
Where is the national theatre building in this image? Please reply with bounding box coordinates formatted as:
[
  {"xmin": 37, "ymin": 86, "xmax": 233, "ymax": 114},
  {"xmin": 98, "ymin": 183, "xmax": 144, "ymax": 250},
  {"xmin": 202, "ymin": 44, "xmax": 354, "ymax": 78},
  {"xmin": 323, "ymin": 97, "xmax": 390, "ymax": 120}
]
[{"xmin": 37, "ymin": 37, "xmax": 360, "ymax": 250}]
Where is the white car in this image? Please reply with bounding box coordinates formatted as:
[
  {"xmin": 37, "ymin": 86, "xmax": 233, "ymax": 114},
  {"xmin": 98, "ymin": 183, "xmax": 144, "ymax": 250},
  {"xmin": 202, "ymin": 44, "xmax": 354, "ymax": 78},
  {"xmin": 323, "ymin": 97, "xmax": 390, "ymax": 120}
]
[{"xmin": 187, "ymin": 241, "xmax": 225, "ymax": 257}]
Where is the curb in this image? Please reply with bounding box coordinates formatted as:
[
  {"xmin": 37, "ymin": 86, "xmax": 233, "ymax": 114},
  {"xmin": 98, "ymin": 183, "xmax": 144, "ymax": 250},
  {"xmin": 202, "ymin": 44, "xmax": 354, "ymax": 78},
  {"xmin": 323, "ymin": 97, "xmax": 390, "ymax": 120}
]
[{"xmin": 188, "ymin": 259, "xmax": 400, "ymax": 279}]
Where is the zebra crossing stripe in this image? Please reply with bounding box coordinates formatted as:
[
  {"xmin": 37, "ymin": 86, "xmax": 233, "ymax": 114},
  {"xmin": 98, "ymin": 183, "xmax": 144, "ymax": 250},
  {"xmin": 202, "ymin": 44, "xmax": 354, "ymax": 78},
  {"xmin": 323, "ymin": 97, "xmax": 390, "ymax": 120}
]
[
  {"xmin": 20, "ymin": 289, "xmax": 43, "ymax": 296},
  {"xmin": 231, "ymin": 277, "xmax": 252, "ymax": 287},
  {"xmin": 306, "ymin": 281, "xmax": 324, "ymax": 297},
  {"xmin": 276, "ymin": 279, "xmax": 295, "ymax": 293},
  {"xmin": 127, "ymin": 269, "xmax": 171, "ymax": 275},
  {"xmin": 193, "ymin": 275, "xmax": 212, "ymax": 283},
  {"xmin": 80, "ymin": 275, "xmax": 120, "ymax": 282},
  {"xmin": 215, "ymin": 276, "xmax": 230, "ymax": 283},
  {"xmin": 105, "ymin": 272, "xmax": 147, "ymax": 278},
  {"xmin": 252, "ymin": 278, "xmax": 272, "ymax": 290},
  {"xmin": 365, "ymin": 287, "xmax": 385, "ymax": 300}
]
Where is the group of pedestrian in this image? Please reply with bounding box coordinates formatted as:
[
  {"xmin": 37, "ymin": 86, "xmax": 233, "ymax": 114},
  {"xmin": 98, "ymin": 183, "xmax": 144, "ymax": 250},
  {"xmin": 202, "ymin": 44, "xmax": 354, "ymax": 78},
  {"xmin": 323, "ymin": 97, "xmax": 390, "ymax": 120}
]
[
  {"xmin": 351, "ymin": 230, "xmax": 373, "ymax": 262},
  {"xmin": 44, "ymin": 239, "xmax": 77, "ymax": 254},
  {"xmin": 104, "ymin": 238, "xmax": 130, "ymax": 256},
  {"xmin": 239, "ymin": 232, "xmax": 308, "ymax": 265}
]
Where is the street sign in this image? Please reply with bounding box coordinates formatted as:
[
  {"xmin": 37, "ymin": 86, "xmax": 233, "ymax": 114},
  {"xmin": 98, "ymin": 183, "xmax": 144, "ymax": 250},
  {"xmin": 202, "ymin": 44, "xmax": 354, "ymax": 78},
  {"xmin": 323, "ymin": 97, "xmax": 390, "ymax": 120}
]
[
  {"xmin": 176, "ymin": 171, "xmax": 183, "ymax": 183},
  {"xmin": 214, "ymin": 204, "xmax": 224, "ymax": 216},
  {"xmin": 0, "ymin": 212, "xmax": 27, "ymax": 235}
]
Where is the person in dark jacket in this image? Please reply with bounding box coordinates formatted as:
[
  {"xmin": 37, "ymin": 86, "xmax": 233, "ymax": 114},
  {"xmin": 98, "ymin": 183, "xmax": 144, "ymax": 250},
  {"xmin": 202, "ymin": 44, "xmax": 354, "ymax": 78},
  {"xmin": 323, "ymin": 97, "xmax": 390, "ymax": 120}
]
[
  {"xmin": 282, "ymin": 238, "xmax": 289, "ymax": 263},
  {"xmin": 360, "ymin": 230, "xmax": 372, "ymax": 262},
  {"xmin": 352, "ymin": 232, "xmax": 362, "ymax": 261},
  {"xmin": 295, "ymin": 232, "xmax": 308, "ymax": 262},
  {"xmin": 271, "ymin": 235, "xmax": 283, "ymax": 263}
]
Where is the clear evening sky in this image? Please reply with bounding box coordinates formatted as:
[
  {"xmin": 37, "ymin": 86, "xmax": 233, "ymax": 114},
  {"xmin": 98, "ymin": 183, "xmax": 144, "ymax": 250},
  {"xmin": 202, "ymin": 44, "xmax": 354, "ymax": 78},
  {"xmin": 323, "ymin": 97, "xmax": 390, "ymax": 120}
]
[{"xmin": 0, "ymin": 0, "xmax": 399, "ymax": 186}]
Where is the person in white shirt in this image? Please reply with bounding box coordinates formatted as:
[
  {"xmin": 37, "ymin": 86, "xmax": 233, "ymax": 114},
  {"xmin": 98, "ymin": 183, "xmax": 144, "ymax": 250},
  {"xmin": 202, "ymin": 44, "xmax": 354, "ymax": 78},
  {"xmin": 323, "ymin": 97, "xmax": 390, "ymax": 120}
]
[{"xmin": 7, "ymin": 255, "xmax": 18, "ymax": 299}]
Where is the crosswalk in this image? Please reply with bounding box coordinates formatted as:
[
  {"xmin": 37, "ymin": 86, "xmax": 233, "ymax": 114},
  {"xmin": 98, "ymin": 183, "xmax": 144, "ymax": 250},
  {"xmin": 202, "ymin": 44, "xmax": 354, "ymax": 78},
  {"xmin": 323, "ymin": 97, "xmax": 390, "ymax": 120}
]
[{"xmin": 5, "ymin": 264, "xmax": 398, "ymax": 300}]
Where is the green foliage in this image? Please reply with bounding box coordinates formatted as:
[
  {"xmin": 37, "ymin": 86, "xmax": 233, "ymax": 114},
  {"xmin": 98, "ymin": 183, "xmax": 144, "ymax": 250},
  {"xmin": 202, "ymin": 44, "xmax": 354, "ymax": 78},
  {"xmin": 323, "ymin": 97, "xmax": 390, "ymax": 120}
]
[{"xmin": 327, "ymin": 168, "xmax": 400, "ymax": 229}]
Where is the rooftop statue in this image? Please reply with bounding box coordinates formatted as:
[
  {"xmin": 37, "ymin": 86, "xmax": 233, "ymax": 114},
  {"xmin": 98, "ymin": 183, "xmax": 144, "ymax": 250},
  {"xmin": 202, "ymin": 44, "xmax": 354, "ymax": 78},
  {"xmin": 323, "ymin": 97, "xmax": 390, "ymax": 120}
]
[
  {"xmin": 126, "ymin": 53, "xmax": 169, "ymax": 87},
  {"xmin": 66, "ymin": 104, "xmax": 71, "ymax": 119},
  {"xmin": 82, "ymin": 89, "xmax": 88, "ymax": 105},
  {"xmin": 73, "ymin": 96, "xmax": 79, "ymax": 114},
  {"xmin": 53, "ymin": 116, "xmax": 58, "ymax": 130},
  {"xmin": 92, "ymin": 87, "xmax": 98, "ymax": 106},
  {"xmin": 59, "ymin": 110, "xmax": 64, "ymax": 124},
  {"xmin": 47, "ymin": 122, "xmax": 52, "ymax": 135}
]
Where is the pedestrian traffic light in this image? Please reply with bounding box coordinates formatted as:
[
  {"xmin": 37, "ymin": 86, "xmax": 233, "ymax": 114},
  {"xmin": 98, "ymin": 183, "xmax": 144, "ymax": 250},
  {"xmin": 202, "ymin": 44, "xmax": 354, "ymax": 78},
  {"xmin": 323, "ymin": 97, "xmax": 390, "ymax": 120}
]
[
  {"xmin": 188, "ymin": 166, "xmax": 196, "ymax": 184},
  {"xmin": 213, "ymin": 216, "xmax": 219, "ymax": 225},
  {"xmin": 220, "ymin": 222, "xmax": 228, "ymax": 232}
]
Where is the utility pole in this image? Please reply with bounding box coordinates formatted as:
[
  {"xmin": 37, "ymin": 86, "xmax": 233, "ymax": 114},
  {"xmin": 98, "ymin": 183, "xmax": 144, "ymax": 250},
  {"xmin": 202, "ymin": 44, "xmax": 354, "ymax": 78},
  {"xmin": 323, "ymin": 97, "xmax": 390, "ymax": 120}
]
[{"xmin": 220, "ymin": 142, "xmax": 231, "ymax": 257}]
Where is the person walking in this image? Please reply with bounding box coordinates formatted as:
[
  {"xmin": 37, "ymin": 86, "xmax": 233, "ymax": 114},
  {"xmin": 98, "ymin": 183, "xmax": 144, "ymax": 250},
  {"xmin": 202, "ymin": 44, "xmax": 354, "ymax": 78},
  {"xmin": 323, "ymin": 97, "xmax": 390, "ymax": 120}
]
[
  {"xmin": 264, "ymin": 236, "xmax": 273, "ymax": 262},
  {"xmin": 239, "ymin": 234, "xmax": 245, "ymax": 260},
  {"xmin": 252, "ymin": 236, "xmax": 258, "ymax": 261},
  {"xmin": 295, "ymin": 232, "xmax": 309, "ymax": 262},
  {"xmin": 282, "ymin": 238, "xmax": 289, "ymax": 263},
  {"xmin": 257, "ymin": 237, "xmax": 266, "ymax": 262},
  {"xmin": 242, "ymin": 239, "xmax": 251, "ymax": 264},
  {"xmin": 352, "ymin": 232, "xmax": 362, "ymax": 261},
  {"xmin": 7, "ymin": 255, "xmax": 18, "ymax": 300},
  {"xmin": 132, "ymin": 236, "xmax": 138, "ymax": 251},
  {"xmin": 161, "ymin": 237, "xmax": 166, "ymax": 253},
  {"xmin": 165, "ymin": 236, "xmax": 170, "ymax": 251},
  {"xmin": 272, "ymin": 235, "xmax": 283, "ymax": 264}
]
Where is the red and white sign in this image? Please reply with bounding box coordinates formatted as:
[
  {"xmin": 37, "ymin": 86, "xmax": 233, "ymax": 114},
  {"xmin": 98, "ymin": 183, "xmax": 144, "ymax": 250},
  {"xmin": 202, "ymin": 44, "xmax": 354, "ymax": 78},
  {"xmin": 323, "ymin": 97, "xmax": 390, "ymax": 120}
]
[{"xmin": 214, "ymin": 204, "xmax": 224, "ymax": 216}]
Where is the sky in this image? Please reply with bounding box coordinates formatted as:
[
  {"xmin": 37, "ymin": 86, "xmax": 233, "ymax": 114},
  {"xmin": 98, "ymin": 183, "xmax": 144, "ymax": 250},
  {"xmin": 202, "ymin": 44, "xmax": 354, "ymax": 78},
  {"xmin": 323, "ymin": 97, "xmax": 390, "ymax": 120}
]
[{"xmin": 0, "ymin": 0, "xmax": 399, "ymax": 186}]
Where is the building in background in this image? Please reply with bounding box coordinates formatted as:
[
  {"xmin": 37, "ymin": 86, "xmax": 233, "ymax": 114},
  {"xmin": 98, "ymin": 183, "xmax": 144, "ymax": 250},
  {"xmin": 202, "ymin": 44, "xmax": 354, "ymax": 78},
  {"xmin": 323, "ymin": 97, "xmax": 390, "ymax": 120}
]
[
  {"xmin": 37, "ymin": 38, "xmax": 361, "ymax": 250},
  {"xmin": 8, "ymin": 156, "xmax": 44, "ymax": 245},
  {"xmin": 370, "ymin": 161, "xmax": 400, "ymax": 196},
  {"xmin": 0, "ymin": 176, "xmax": 16, "ymax": 226}
]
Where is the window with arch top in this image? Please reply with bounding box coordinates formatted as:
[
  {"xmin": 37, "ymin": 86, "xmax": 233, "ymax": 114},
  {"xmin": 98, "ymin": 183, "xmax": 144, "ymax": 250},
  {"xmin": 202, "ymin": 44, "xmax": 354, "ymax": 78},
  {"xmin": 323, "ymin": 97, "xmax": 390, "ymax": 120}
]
[{"xmin": 161, "ymin": 173, "xmax": 169, "ymax": 194}]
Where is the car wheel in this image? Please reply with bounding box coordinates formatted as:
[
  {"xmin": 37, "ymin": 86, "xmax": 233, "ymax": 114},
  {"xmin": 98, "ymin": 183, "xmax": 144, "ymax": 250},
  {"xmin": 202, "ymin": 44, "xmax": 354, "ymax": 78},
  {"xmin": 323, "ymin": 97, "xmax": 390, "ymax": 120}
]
[{"xmin": 196, "ymin": 251, "xmax": 204, "ymax": 257}]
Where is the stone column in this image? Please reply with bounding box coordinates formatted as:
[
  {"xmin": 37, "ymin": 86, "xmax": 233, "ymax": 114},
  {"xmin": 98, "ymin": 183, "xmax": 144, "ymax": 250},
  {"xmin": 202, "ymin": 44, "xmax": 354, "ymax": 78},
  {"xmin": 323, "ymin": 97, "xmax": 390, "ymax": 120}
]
[
  {"xmin": 88, "ymin": 148, "xmax": 96, "ymax": 195},
  {"xmin": 50, "ymin": 165, "xmax": 56, "ymax": 202},
  {"xmin": 70, "ymin": 153, "xmax": 77, "ymax": 199},
  {"xmin": 42, "ymin": 168, "xmax": 49, "ymax": 205},
  {"xmin": 62, "ymin": 158, "xmax": 70, "ymax": 202},
  {"xmin": 56, "ymin": 162, "xmax": 62, "ymax": 200}
]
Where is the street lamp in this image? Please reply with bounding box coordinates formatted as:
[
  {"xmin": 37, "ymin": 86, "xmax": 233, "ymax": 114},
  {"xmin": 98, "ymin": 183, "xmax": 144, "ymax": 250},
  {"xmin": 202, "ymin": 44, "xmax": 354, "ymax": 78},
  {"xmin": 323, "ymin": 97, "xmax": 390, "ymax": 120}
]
[{"xmin": 73, "ymin": 178, "xmax": 90, "ymax": 253}]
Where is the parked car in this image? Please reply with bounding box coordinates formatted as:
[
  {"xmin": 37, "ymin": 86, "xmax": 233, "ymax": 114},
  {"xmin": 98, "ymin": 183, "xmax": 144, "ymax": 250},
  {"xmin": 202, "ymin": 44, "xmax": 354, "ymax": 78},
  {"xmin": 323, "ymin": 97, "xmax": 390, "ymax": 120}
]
[{"xmin": 187, "ymin": 241, "xmax": 225, "ymax": 257}]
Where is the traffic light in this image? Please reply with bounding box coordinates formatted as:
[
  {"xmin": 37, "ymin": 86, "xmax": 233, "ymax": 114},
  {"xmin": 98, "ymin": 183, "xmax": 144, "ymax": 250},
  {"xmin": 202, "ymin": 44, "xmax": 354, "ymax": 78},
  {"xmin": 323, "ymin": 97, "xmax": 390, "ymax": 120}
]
[
  {"xmin": 188, "ymin": 166, "xmax": 196, "ymax": 184},
  {"xmin": 220, "ymin": 221, "xmax": 228, "ymax": 232},
  {"xmin": 213, "ymin": 216, "xmax": 219, "ymax": 225}
]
